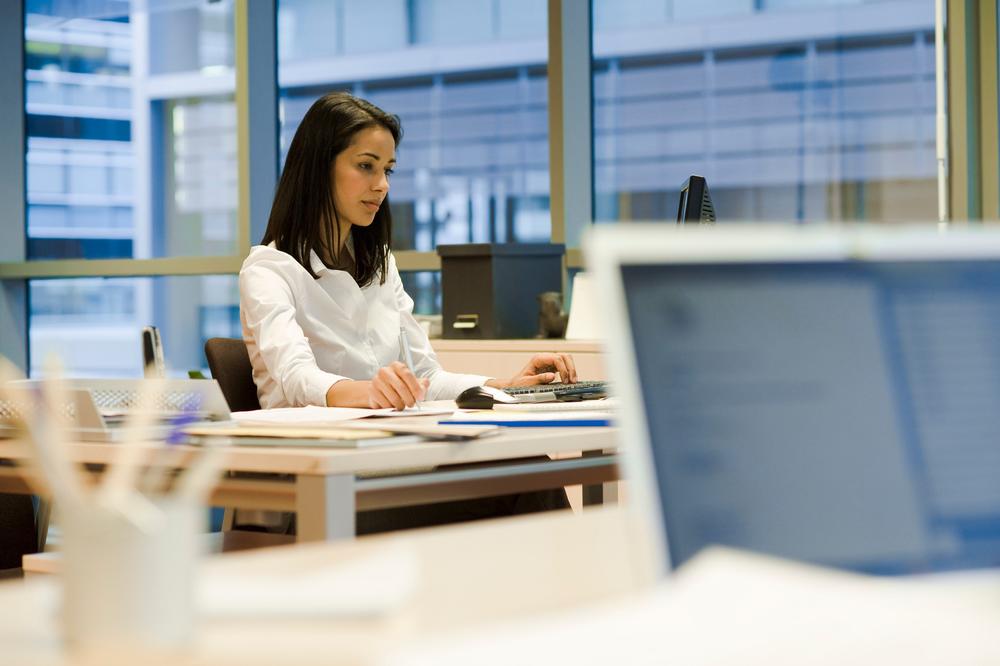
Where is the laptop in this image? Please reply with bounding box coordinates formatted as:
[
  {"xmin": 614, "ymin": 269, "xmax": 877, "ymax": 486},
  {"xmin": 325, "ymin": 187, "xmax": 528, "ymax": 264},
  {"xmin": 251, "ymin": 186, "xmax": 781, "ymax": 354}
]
[{"xmin": 586, "ymin": 224, "xmax": 1000, "ymax": 578}]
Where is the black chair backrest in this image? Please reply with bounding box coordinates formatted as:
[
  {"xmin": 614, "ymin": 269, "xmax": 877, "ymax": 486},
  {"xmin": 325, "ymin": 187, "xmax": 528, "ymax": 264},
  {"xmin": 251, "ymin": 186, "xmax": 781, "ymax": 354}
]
[
  {"xmin": 0, "ymin": 494, "xmax": 37, "ymax": 570},
  {"xmin": 204, "ymin": 337, "xmax": 261, "ymax": 412}
]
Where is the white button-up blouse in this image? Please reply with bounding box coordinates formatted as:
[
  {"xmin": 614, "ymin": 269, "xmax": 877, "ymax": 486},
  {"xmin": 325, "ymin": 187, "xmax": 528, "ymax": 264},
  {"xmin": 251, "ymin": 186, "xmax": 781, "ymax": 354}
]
[{"xmin": 239, "ymin": 243, "xmax": 489, "ymax": 409}]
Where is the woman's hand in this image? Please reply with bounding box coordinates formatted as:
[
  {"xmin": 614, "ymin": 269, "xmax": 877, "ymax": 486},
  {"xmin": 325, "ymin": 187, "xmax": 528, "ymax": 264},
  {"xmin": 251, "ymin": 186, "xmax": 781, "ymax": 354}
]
[
  {"xmin": 369, "ymin": 361, "xmax": 428, "ymax": 410},
  {"xmin": 486, "ymin": 353, "xmax": 577, "ymax": 389},
  {"xmin": 324, "ymin": 363, "xmax": 428, "ymax": 409}
]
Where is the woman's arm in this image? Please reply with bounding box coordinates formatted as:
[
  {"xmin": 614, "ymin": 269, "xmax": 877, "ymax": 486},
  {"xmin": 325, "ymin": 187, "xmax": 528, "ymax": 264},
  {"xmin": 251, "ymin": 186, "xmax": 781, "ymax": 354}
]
[{"xmin": 240, "ymin": 262, "xmax": 348, "ymax": 407}]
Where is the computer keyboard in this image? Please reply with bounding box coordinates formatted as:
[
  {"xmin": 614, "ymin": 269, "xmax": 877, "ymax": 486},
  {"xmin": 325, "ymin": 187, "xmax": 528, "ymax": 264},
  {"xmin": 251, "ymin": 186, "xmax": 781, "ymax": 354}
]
[{"xmin": 500, "ymin": 381, "xmax": 608, "ymax": 403}]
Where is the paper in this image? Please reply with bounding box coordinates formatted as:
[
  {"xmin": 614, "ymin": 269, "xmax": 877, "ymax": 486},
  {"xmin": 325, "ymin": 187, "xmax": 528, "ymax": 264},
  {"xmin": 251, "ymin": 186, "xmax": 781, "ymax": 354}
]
[
  {"xmin": 440, "ymin": 411, "xmax": 612, "ymax": 427},
  {"xmin": 342, "ymin": 420, "xmax": 500, "ymax": 440},
  {"xmin": 565, "ymin": 272, "xmax": 602, "ymax": 340},
  {"xmin": 231, "ymin": 404, "xmax": 453, "ymax": 427},
  {"xmin": 200, "ymin": 544, "xmax": 418, "ymax": 618},
  {"xmin": 493, "ymin": 398, "xmax": 617, "ymax": 413},
  {"xmin": 183, "ymin": 423, "xmax": 414, "ymax": 448},
  {"xmin": 369, "ymin": 406, "xmax": 454, "ymax": 418},
  {"xmin": 186, "ymin": 424, "xmax": 393, "ymax": 440},
  {"xmin": 230, "ymin": 405, "xmax": 383, "ymax": 425}
]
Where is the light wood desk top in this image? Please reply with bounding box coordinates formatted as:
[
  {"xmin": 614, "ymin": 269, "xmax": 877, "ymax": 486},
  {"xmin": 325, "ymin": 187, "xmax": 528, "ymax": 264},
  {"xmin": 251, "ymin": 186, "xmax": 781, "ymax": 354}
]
[
  {"xmin": 0, "ymin": 418, "xmax": 620, "ymax": 541},
  {"xmin": 0, "ymin": 506, "xmax": 643, "ymax": 666},
  {"xmin": 0, "ymin": 425, "xmax": 615, "ymax": 478}
]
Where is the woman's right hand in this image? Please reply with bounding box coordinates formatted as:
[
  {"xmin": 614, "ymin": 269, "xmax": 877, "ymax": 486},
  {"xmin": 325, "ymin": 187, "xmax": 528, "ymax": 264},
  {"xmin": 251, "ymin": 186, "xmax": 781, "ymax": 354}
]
[{"xmin": 368, "ymin": 361, "xmax": 428, "ymax": 410}]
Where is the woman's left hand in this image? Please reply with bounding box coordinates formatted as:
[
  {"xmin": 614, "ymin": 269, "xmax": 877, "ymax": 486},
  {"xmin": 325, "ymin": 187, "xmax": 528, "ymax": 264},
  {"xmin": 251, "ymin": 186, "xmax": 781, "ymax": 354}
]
[{"xmin": 486, "ymin": 353, "xmax": 577, "ymax": 389}]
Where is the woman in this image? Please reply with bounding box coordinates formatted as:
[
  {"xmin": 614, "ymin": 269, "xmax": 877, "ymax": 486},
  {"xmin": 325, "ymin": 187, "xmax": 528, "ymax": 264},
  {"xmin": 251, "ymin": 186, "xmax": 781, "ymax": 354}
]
[
  {"xmin": 239, "ymin": 92, "xmax": 571, "ymax": 532},
  {"xmin": 241, "ymin": 92, "xmax": 577, "ymax": 411}
]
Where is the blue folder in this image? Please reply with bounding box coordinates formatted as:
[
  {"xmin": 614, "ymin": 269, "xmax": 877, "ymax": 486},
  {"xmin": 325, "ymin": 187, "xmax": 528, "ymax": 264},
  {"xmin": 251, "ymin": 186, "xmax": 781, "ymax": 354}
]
[{"xmin": 438, "ymin": 417, "xmax": 610, "ymax": 427}]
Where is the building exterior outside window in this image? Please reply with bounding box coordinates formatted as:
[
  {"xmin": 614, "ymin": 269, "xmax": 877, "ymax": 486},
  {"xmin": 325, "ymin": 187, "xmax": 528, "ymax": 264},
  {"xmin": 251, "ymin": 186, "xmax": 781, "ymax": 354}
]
[{"xmin": 22, "ymin": 0, "xmax": 936, "ymax": 377}]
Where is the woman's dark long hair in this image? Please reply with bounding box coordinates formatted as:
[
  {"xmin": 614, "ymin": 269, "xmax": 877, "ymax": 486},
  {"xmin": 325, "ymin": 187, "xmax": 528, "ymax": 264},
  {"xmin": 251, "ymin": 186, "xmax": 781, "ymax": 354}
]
[{"xmin": 262, "ymin": 92, "xmax": 402, "ymax": 287}]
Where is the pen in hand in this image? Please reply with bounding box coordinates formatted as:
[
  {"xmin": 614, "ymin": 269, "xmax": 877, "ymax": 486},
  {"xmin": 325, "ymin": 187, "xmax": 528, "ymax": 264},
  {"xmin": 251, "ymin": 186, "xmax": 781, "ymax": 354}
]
[{"xmin": 399, "ymin": 325, "xmax": 423, "ymax": 411}]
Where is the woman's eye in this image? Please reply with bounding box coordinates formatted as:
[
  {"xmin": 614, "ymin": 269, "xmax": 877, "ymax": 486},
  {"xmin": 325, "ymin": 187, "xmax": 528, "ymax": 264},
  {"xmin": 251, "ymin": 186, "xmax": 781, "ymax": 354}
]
[
  {"xmin": 385, "ymin": 168, "xmax": 394, "ymax": 177},
  {"xmin": 359, "ymin": 162, "xmax": 372, "ymax": 171}
]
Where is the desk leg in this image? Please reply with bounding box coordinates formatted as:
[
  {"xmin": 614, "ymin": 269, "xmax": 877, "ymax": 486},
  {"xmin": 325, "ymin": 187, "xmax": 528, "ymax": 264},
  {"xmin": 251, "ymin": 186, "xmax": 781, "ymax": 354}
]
[
  {"xmin": 295, "ymin": 473, "xmax": 355, "ymax": 542},
  {"xmin": 582, "ymin": 450, "xmax": 618, "ymax": 507}
]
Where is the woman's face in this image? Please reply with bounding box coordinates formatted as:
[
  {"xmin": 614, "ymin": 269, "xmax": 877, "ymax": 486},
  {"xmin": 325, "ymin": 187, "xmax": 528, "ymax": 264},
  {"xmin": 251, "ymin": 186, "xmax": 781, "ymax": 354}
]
[{"xmin": 331, "ymin": 126, "xmax": 396, "ymax": 232}]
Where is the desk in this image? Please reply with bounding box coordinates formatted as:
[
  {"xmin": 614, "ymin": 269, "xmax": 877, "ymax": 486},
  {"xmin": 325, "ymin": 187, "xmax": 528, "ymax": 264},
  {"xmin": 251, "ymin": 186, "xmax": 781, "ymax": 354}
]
[
  {"xmin": 5, "ymin": 504, "xmax": 999, "ymax": 666},
  {"xmin": 5, "ymin": 506, "xmax": 644, "ymax": 664},
  {"xmin": 0, "ymin": 506, "xmax": 640, "ymax": 666},
  {"xmin": 0, "ymin": 424, "xmax": 619, "ymax": 543}
]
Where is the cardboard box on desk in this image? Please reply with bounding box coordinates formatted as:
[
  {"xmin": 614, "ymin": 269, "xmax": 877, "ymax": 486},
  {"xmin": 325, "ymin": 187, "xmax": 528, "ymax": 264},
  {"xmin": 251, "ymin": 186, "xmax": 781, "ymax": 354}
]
[{"xmin": 438, "ymin": 243, "xmax": 565, "ymax": 339}]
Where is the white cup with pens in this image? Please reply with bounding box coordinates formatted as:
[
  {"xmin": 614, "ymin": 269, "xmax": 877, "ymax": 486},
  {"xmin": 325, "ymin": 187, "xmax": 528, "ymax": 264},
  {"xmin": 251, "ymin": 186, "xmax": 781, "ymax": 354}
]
[
  {"xmin": 0, "ymin": 358, "xmax": 224, "ymax": 655},
  {"xmin": 60, "ymin": 494, "xmax": 203, "ymax": 652}
]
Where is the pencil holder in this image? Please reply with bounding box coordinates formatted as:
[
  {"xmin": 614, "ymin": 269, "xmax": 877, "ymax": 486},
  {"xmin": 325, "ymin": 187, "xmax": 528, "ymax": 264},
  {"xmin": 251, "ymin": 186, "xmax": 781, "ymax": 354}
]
[{"xmin": 59, "ymin": 496, "xmax": 203, "ymax": 654}]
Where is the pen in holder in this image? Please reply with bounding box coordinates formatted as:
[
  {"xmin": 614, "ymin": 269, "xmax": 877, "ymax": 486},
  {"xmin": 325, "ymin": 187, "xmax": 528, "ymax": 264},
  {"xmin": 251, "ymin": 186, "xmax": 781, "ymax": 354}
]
[{"xmin": 0, "ymin": 356, "xmax": 224, "ymax": 656}]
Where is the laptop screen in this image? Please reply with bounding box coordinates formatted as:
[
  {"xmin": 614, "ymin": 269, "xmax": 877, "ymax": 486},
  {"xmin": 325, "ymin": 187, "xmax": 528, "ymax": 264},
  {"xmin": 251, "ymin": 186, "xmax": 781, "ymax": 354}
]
[{"xmin": 622, "ymin": 259, "xmax": 1000, "ymax": 574}]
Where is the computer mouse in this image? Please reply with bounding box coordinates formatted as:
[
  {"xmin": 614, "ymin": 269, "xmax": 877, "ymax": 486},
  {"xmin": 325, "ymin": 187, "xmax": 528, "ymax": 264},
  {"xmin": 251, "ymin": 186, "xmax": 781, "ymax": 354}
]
[
  {"xmin": 456, "ymin": 386, "xmax": 496, "ymax": 409},
  {"xmin": 456, "ymin": 385, "xmax": 514, "ymax": 410}
]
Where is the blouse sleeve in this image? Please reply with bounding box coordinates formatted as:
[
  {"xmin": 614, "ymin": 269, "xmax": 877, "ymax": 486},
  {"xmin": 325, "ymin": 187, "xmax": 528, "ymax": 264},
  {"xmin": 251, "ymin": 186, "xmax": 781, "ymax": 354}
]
[
  {"xmin": 240, "ymin": 260, "xmax": 347, "ymax": 407},
  {"xmin": 387, "ymin": 255, "xmax": 491, "ymax": 400}
]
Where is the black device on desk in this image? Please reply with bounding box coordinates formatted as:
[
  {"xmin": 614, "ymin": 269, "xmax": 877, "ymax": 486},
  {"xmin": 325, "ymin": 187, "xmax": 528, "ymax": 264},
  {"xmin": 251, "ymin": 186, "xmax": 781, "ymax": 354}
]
[
  {"xmin": 677, "ymin": 175, "xmax": 716, "ymax": 224},
  {"xmin": 141, "ymin": 325, "xmax": 165, "ymax": 378},
  {"xmin": 456, "ymin": 381, "xmax": 608, "ymax": 409}
]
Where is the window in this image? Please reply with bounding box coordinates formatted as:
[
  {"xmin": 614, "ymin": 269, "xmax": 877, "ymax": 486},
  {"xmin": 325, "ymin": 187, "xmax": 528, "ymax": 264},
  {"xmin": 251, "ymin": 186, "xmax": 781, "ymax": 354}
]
[
  {"xmin": 277, "ymin": 0, "xmax": 551, "ymax": 309},
  {"xmin": 25, "ymin": 0, "xmax": 237, "ymax": 261},
  {"xmin": 30, "ymin": 275, "xmax": 239, "ymax": 378},
  {"xmin": 6, "ymin": 1, "xmax": 959, "ymax": 377},
  {"xmin": 23, "ymin": 1, "xmax": 239, "ymax": 377},
  {"xmin": 25, "ymin": 4, "xmax": 133, "ymax": 260},
  {"xmin": 400, "ymin": 271, "xmax": 442, "ymax": 314},
  {"xmin": 592, "ymin": 0, "xmax": 937, "ymax": 224}
]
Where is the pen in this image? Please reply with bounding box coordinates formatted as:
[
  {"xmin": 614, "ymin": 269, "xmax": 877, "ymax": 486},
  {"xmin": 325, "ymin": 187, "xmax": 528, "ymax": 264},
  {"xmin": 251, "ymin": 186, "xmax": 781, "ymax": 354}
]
[{"xmin": 399, "ymin": 325, "xmax": 422, "ymax": 410}]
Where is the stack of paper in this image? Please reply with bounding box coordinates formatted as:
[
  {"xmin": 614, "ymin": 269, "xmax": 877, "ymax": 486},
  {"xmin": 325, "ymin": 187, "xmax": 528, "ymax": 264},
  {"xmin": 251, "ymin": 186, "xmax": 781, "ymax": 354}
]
[
  {"xmin": 183, "ymin": 422, "xmax": 409, "ymax": 448},
  {"xmin": 230, "ymin": 405, "xmax": 452, "ymax": 426},
  {"xmin": 185, "ymin": 404, "xmax": 497, "ymax": 446}
]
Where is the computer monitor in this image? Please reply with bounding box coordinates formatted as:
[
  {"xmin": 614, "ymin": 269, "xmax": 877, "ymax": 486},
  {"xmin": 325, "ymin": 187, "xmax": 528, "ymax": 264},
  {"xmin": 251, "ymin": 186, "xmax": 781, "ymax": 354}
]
[
  {"xmin": 676, "ymin": 175, "xmax": 715, "ymax": 224},
  {"xmin": 587, "ymin": 225, "xmax": 1000, "ymax": 578}
]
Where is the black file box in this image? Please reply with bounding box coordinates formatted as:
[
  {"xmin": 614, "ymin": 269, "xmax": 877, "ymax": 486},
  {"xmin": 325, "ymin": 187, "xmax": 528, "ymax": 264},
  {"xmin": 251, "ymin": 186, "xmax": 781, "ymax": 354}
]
[{"xmin": 438, "ymin": 243, "xmax": 565, "ymax": 339}]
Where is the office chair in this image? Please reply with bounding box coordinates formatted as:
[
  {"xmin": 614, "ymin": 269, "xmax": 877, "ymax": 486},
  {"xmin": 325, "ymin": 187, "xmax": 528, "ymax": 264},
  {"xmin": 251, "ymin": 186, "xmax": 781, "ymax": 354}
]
[
  {"xmin": 204, "ymin": 337, "xmax": 261, "ymax": 412},
  {"xmin": 204, "ymin": 338, "xmax": 287, "ymax": 536},
  {"xmin": 0, "ymin": 494, "xmax": 36, "ymax": 572}
]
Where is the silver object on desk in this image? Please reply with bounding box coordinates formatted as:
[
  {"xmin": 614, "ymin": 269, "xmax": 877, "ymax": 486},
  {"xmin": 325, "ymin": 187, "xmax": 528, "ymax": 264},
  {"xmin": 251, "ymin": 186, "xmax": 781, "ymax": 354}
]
[{"xmin": 0, "ymin": 378, "xmax": 231, "ymax": 442}]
